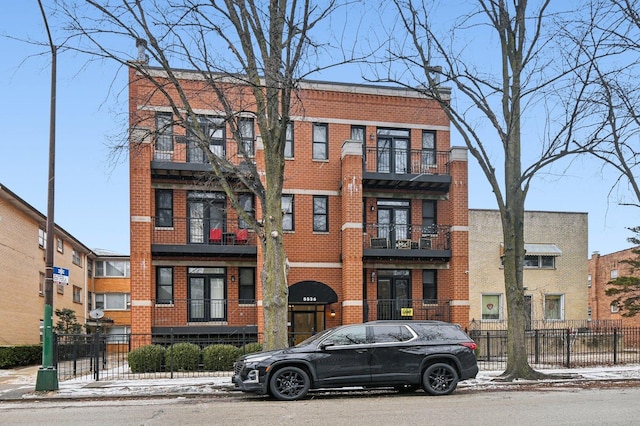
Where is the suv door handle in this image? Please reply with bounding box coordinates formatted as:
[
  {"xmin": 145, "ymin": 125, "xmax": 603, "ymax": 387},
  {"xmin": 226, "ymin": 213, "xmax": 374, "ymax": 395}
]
[{"xmin": 356, "ymin": 349, "xmax": 368, "ymax": 354}]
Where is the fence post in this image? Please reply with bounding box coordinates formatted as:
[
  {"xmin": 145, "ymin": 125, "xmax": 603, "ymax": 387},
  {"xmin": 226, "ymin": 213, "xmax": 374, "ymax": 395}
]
[
  {"xmin": 534, "ymin": 330, "xmax": 539, "ymax": 364},
  {"xmin": 486, "ymin": 331, "xmax": 491, "ymax": 361},
  {"xmin": 169, "ymin": 330, "xmax": 174, "ymax": 379},
  {"xmin": 565, "ymin": 329, "xmax": 571, "ymax": 368},
  {"xmin": 613, "ymin": 328, "xmax": 618, "ymax": 365},
  {"xmin": 94, "ymin": 330, "xmax": 100, "ymax": 381}
]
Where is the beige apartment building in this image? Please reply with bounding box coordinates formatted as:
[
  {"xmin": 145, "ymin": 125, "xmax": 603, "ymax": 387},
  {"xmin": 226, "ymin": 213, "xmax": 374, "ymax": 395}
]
[
  {"xmin": 469, "ymin": 209, "xmax": 589, "ymax": 327},
  {"xmin": 0, "ymin": 183, "xmax": 93, "ymax": 345}
]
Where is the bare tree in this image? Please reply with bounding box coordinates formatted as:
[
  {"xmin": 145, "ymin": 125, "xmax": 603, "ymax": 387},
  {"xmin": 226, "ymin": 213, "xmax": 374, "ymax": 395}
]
[
  {"xmin": 383, "ymin": 0, "xmax": 599, "ymax": 380},
  {"xmin": 573, "ymin": 0, "xmax": 640, "ymax": 208},
  {"xmin": 55, "ymin": 0, "xmax": 359, "ymax": 350}
]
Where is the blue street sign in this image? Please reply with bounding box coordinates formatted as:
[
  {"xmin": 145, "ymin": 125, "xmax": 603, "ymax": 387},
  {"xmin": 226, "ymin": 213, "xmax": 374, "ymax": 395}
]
[{"xmin": 53, "ymin": 266, "xmax": 69, "ymax": 284}]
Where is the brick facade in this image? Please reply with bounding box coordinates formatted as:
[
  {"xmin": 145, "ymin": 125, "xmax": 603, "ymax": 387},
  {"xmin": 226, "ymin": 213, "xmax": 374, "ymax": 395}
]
[
  {"xmin": 128, "ymin": 67, "xmax": 470, "ymax": 341},
  {"xmin": 0, "ymin": 184, "xmax": 92, "ymax": 345},
  {"xmin": 589, "ymin": 248, "xmax": 640, "ymax": 326}
]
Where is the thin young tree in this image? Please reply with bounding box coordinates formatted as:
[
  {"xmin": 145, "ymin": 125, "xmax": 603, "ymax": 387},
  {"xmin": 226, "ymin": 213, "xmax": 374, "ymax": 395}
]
[
  {"xmin": 384, "ymin": 0, "xmax": 599, "ymax": 379},
  {"xmin": 55, "ymin": 0, "xmax": 360, "ymax": 350}
]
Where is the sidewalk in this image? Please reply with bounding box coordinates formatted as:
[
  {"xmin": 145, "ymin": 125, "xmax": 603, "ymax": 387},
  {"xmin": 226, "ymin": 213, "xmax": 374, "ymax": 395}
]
[{"xmin": 2, "ymin": 364, "xmax": 640, "ymax": 401}]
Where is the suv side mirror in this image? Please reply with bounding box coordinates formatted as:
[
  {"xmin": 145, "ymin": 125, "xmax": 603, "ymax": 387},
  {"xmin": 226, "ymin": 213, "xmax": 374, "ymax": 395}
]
[{"xmin": 319, "ymin": 342, "xmax": 334, "ymax": 350}]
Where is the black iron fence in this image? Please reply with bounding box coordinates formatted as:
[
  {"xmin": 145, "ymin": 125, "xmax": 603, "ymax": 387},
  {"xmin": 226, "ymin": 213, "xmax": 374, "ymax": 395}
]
[
  {"xmin": 54, "ymin": 323, "xmax": 640, "ymax": 382},
  {"xmin": 468, "ymin": 324, "xmax": 640, "ymax": 370},
  {"xmin": 54, "ymin": 331, "xmax": 260, "ymax": 382}
]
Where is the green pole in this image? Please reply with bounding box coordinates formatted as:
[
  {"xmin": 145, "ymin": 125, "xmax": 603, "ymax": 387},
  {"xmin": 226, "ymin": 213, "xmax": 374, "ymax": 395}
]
[{"xmin": 35, "ymin": 0, "xmax": 58, "ymax": 391}]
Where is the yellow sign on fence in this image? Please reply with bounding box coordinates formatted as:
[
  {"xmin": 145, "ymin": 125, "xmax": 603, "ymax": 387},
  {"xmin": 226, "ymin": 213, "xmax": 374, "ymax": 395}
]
[{"xmin": 401, "ymin": 308, "xmax": 414, "ymax": 317}]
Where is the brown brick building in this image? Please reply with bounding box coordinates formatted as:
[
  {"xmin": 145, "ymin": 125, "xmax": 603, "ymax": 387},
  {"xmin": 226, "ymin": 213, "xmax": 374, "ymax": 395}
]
[
  {"xmin": 128, "ymin": 67, "xmax": 470, "ymax": 343},
  {"xmin": 589, "ymin": 248, "xmax": 640, "ymax": 326}
]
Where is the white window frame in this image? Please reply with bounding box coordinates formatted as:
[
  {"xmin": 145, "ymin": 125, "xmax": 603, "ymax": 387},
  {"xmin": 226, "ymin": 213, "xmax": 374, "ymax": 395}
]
[
  {"xmin": 544, "ymin": 294, "xmax": 565, "ymax": 320},
  {"xmin": 95, "ymin": 260, "xmax": 131, "ymax": 277},
  {"xmin": 481, "ymin": 294, "xmax": 502, "ymax": 321},
  {"xmin": 95, "ymin": 293, "xmax": 131, "ymax": 311}
]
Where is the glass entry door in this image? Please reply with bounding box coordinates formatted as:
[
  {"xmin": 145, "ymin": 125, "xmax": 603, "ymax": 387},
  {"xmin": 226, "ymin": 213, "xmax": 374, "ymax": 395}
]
[
  {"xmin": 377, "ymin": 273, "xmax": 411, "ymax": 320},
  {"xmin": 188, "ymin": 275, "xmax": 226, "ymax": 322},
  {"xmin": 378, "ymin": 202, "xmax": 410, "ymax": 247}
]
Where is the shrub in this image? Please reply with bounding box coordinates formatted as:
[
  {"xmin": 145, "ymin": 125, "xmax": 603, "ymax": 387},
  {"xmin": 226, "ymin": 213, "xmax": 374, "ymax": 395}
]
[
  {"xmin": 165, "ymin": 343, "xmax": 201, "ymax": 371},
  {"xmin": 203, "ymin": 344, "xmax": 242, "ymax": 371},
  {"xmin": 0, "ymin": 345, "xmax": 42, "ymax": 369},
  {"xmin": 242, "ymin": 342, "xmax": 263, "ymax": 355},
  {"xmin": 128, "ymin": 345, "xmax": 165, "ymax": 373}
]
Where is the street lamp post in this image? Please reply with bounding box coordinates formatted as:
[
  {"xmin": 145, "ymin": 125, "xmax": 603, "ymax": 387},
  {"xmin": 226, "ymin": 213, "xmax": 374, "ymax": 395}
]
[{"xmin": 35, "ymin": 0, "xmax": 59, "ymax": 392}]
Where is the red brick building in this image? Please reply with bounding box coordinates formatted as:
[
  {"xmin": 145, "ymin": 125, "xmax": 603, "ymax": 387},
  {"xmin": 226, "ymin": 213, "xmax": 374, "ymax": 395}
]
[
  {"xmin": 128, "ymin": 67, "xmax": 470, "ymax": 343},
  {"xmin": 589, "ymin": 248, "xmax": 640, "ymax": 326}
]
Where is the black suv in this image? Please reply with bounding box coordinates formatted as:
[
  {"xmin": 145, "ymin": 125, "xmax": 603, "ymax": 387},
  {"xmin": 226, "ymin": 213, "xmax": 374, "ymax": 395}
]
[{"xmin": 232, "ymin": 320, "xmax": 478, "ymax": 401}]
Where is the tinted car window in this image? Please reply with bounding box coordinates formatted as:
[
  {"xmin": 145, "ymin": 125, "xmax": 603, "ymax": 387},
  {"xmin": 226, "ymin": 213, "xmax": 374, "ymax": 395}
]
[
  {"xmin": 322, "ymin": 325, "xmax": 367, "ymax": 346},
  {"xmin": 372, "ymin": 325, "xmax": 414, "ymax": 343},
  {"xmin": 410, "ymin": 324, "xmax": 470, "ymax": 341}
]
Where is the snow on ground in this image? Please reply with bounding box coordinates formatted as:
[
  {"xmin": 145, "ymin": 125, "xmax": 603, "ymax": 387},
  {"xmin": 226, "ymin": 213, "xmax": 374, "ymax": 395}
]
[{"xmin": 2, "ymin": 364, "xmax": 640, "ymax": 400}]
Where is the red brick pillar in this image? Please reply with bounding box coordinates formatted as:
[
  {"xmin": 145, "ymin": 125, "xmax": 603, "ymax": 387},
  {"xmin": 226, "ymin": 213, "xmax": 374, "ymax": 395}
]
[
  {"xmin": 447, "ymin": 146, "xmax": 470, "ymax": 327},
  {"xmin": 340, "ymin": 140, "xmax": 364, "ymax": 324},
  {"xmin": 129, "ymin": 126, "xmax": 153, "ymax": 339}
]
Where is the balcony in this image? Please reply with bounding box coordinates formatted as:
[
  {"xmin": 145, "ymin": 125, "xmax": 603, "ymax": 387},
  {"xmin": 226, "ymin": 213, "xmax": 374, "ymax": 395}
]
[
  {"xmin": 150, "ymin": 136, "xmax": 254, "ymax": 180},
  {"xmin": 151, "ymin": 217, "xmax": 257, "ymax": 258},
  {"xmin": 363, "ymin": 223, "xmax": 451, "ymax": 259},
  {"xmin": 364, "ymin": 299, "xmax": 451, "ymax": 322},
  {"xmin": 363, "ymin": 147, "xmax": 451, "ymax": 191}
]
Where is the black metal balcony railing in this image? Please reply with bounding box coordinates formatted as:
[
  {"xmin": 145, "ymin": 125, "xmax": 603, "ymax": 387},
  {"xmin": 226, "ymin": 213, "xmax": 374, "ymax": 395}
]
[
  {"xmin": 364, "ymin": 299, "xmax": 451, "ymax": 322},
  {"xmin": 364, "ymin": 147, "xmax": 450, "ymax": 176},
  {"xmin": 363, "ymin": 223, "xmax": 451, "ymax": 251},
  {"xmin": 151, "ymin": 216, "xmax": 257, "ymax": 246}
]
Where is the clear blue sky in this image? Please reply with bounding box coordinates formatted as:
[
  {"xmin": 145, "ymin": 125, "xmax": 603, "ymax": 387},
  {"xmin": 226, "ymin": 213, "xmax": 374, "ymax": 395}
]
[{"xmin": 0, "ymin": 2, "xmax": 636, "ymax": 257}]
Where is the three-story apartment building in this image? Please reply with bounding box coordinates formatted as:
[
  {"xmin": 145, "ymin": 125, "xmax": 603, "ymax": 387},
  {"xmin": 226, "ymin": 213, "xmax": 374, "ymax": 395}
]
[{"xmin": 128, "ymin": 67, "xmax": 470, "ymax": 344}]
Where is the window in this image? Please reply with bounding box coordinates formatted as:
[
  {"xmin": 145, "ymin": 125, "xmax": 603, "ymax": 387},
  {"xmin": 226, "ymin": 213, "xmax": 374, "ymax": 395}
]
[
  {"xmin": 239, "ymin": 117, "xmax": 255, "ymax": 156},
  {"xmin": 422, "ymin": 270, "xmax": 437, "ymax": 303},
  {"xmin": 187, "ymin": 115, "xmax": 225, "ymax": 163},
  {"xmin": 587, "ymin": 306, "xmax": 592, "ymax": 321},
  {"xmin": 155, "ymin": 112, "xmax": 173, "ymax": 160},
  {"xmin": 524, "ymin": 255, "xmax": 555, "ymax": 269},
  {"xmin": 239, "ymin": 267, "xmax": 256, "ymax": 304},
  {"xmin": 238, "ymin": 194, "xmax": 254, "ymax": 229},
  {"xmin": 282, "ymin": 195, "xmax": 294, "ymax": 231},
  {"xmin": 56, "ymin": 237, "xmax": 64, "ymax": 253},
  {"xmin": 372, "ymin": 325, "xmax": 413, "ymax": 343},
  {"xmin": 73, "ymin": 285, "xmax": 81, "ymax": 304},
  {"xmin": 588, "ymin": 274, "xmax": 592, "ymax": 288},
  {"xmin": 57, "ymin": 284, "xmax": 64, "ymax": 295},
  {"xmin": 95, "ymin": 260, "xmax": 131, "ymax": 277},
  {"xmin": 39, "ymin": 272, "xmax": 45, "ymax": 296},
  {"xmin": 313, "ymin": 196, "xmax": 328, "ymax": 232},
  {"xmin": 422, "ymin": 131, "xmax": 436, "ymax": 168},
  {"xmin": 322, "ymin": 325, "xmax": 367, "ymax": 346},
  {"xmin": 422, "ymin": 200, "xmax": 437, "ymax": 234},
  {"xmin": 611, "ymin": 303, "xmax": 620, "ymax": 313},
  {"xmin": 39, "ymin": 227, "xmax": 46, "ymax": 248},
  {"xmin": 106, "ymin": 326, "xmax": 130, "ymax": 344},
  {"xmin": 544, "ymin": 294, "xmax": 564, "ymax": 320},
  {"xmin": 156, "ymin": 267, "xmax": 173, "ymax": 304},
  {"xmin": 611, "ymin": 269, "xmax": 618, "ymax": 279},
  {"xmin": 351, "ymin": 125, "xmax": 365, "ymax": 141},
  {"xmin": 285, "ymin": 122, "xmax": 294, "ymax": 158},
  {"xmin": 72, "ymin": 249, "xmax": 82, "ymax": 266},
  {"xmin": 155, "ymin": 189, "xmax": 174, "ymax": 227},
  {"xmin": 312, "ymin": 123, "xmax": 328, "ymax": 160},
  {"xmin": 95, "ymin": 293, "xmax": 130, "ymax": 310},
  {"xmin": 482, "ymin": 294, "xmax": 502, "ymax": 320}
]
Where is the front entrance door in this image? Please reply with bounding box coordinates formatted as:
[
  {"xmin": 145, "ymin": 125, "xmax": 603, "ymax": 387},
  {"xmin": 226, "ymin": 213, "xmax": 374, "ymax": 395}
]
[
  {"xmin": 288, "ymin": 305, "xmax": 325, "ymax": 345},
  {"xmin": 377, "ymin": 273, "xmax": 411, "ymax": 320}
]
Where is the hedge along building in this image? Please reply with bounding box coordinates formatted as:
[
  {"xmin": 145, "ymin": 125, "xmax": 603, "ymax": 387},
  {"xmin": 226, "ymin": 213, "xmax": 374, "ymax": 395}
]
[{"xmin": 128, "ymin": 65, "xmax": 470, "ymax": 344}]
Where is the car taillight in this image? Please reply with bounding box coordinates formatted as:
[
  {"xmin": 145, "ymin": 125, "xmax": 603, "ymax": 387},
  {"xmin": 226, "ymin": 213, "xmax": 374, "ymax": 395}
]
[{"xmin": 460, "ymin": 341, "xmax": 477, "ymax": 351}]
